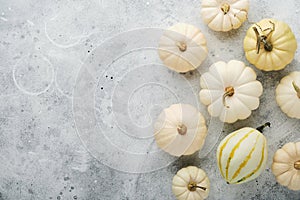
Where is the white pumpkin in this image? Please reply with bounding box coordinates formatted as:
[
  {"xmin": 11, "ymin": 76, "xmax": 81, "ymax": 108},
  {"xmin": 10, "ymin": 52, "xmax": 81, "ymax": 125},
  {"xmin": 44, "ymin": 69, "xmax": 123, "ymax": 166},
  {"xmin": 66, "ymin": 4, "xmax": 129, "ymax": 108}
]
[
  {"xmin": 272, "ymin": 142, "xmax": 300, "ymax": 191},
  {"xmin": 154, "ymin": 104, "xmax": 207, "ymax": 157},
  {"xmin": 201, "ymin": 0, "xmax": 249, "ymax": 32},
  {"xmin": 199, "ymin": 60, "xmax": 263, "ymax": 123},
  {"xmin": 158, "ymin": 23, "xmax": 208, "ymax": 73},
  {"xmin": 217, "ymin": 124, "xmax": 269, "ymax": 184},
  {"xmin": 276, "ymin": 71, "xmax": 300, "ymax": 119},
  {"xmin": 172, "ymin": 166, "xmax": 210, "ymax": 200}
]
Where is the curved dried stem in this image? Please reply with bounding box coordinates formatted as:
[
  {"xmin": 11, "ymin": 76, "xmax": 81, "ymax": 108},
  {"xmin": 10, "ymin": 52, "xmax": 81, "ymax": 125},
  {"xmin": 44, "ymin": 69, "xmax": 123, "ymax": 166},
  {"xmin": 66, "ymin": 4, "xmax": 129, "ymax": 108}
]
[
  {"xmin": 223, "ymin": 86, "xmax": 235, "ymax": 108},
  {"xmin": 292, "ymin": 81, "xmax": 300, "ymax": 98},
  {"xmin": 256, "ymin": 122, "xmax": 271, "ymax": 133},
  {"xmin": 188, "ymin": 181, "xmax": 207, "ymax": 191}
]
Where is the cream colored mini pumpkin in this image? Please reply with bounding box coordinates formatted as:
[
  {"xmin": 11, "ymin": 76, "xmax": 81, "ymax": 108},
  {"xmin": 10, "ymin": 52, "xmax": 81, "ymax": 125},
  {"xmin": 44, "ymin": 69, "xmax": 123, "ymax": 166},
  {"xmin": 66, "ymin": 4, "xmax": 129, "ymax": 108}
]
[
  {"xmin": 172, "ymin": 166, "xmax": 210, "ymax": 200},
  {"xmin": 244, "ymin": 18, "xmax": 297, "ymax": 71},
  {"xmin": 154, "ymin": 104, "xmax": 207, "ymax": 157},
  {"xmin": 199, "ymin": 60, "xmax": 263, "ymax": 123},
  {"xmin": 201, "ymin": 0, "xmax": 249, "ymax": 32},
  {"xmin": 276, "ymin": 71, "xmax": 300, "ymax": 119},
  {"xmin": 272, "ymin": 142, "xmax": 300, "ymax": 191},
  {"xmin": 217, "ymin": 124, "xmax": 269, "ymax": 184},
  {"xmin": 158, "ymin": 23, "xmax": 208, "ymax": 73}
]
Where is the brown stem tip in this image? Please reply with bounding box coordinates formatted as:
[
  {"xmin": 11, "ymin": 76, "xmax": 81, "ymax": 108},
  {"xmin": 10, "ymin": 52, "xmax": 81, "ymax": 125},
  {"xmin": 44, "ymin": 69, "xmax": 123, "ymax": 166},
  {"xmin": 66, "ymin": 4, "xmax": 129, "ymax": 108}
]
[
  {"xmin": 177, "ymin": 124, "xmax": 187, "ymax": 135},
  {"xmin": 295, "ymin": 160, "xmax": 300, "ymax": 170},
  {"xmin": 221, "ymin": 3, "xmax": 230, "ymax": 14}
]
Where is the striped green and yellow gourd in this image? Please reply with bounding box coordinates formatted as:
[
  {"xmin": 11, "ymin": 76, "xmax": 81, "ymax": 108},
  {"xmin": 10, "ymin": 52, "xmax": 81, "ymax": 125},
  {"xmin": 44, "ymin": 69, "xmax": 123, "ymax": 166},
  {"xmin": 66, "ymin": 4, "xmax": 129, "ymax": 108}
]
[{"xmin": 217, "ymin": 124, "xmax": 269, "ymax": 184}]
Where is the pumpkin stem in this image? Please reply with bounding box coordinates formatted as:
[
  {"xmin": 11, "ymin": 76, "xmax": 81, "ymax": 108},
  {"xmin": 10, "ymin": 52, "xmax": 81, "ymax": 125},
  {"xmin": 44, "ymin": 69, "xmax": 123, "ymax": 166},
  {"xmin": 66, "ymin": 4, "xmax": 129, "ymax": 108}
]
[
  {"xmin": 223, "ymin": 86, "xmax": 235, "ymax": 108},
  {"xmin": 294, "ymin": 160, "xmax": 300, "ymax": 170},
  {"xmin": 188, "ymin": 181, "xmax": 207, "ymax": 191},
  {"xmin": 221, "ymin": 3, "xmax": 230, "ymax": 15},
  {"xmin": 177, "ymin": 124, "xmax": 187, "ymax": 135},
  {"xmin": 292, "ymin": 81, "xmax": 300, "ymax": 98},
  {"xmin": 256, "ymin": 122, "xmax": 271, "ymax": 133},
  {"xmin": 176, "ymin": 42, "xmax": 187, "ymax": 52}
]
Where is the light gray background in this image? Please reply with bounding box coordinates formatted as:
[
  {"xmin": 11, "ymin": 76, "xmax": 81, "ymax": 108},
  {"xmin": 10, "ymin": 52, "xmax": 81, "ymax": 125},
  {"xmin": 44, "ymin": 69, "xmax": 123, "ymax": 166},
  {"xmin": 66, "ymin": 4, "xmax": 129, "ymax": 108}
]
[{"xmin": 0, "ymin": 0, "xmax": 300, "ymax": 199}]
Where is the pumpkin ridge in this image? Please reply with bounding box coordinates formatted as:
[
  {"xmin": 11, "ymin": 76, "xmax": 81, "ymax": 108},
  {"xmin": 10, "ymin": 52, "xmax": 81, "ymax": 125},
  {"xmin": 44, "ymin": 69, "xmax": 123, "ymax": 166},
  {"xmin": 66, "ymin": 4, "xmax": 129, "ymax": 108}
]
[
  {"xmin": 228, "ymin": 61, "xmax": 245, "ymax": 83},
  {"xmin": 272, "ymin": 47, "xmax": 292, "ymax": 55},
  {"xmin": 270, "ymin": 50, "xmax": 283, "ymax": 66},
  {"xmin": 289, "ymin": 173, "xmax": 300, "ymax": 190},
  {"xmin": 273, "ymin": 160, "xmax": 293, "ymax": 166},
  {"xmin": 155, "ymin": 129, "xmax": 176, "ymax": 139},
  {"xmin": 195, "ymin": 189, "xmax": 204, "ymax": 199},
  {"xmin": 208, "ymin": 95, "xmax": 223, "ymax": 107},
  {"xmin": 237, "ymin": 87, "xmax": 262, "ymax": 98},
  {"xmin": 272, "ymin": 164, "xmax": 292, "ymax": 177},
  {"xmin": 272, "ymin": 38, "xmax": 295, "ymax": 48},
  {"xmin": 235, "ymin": 139, "xmax": 266, "ymax": 183},
  {"xmin": 231, "ymin": 134, "xmax": 260, "ymax": 181},
  {"xmin": 288, "ymin": 172, "xmax": 298, "ymax": 189},
  {"xmin": 172, "ymin": 186, "xmax": 187, "ymax": 197},
  {"xmin": 155, "ymin": 128, "xmax": 176, "ymax": 137},
  {"xmin": 176, "ymin": 173, "xmax": 189, "ymax": 184},
  {"xmin": 282, "ymin": 143, "xmax": 298, "ymax": 158},
  {"xmin": 235, "ymin": 81, "xmax": 261, "ymax": 92},
  {"xmin": 202, "ymin": 8, "xmax": 220, "ymax": 24},
  {"xmin": 203, "ymin": 73, "xmax": 224, "ymax": 88},
  {"xmin": 187, "ymin": 167, "xmax": 195, "ymax": 182},
  {"xmin": 188, "ymin": 30, "xmax": 201, "ymax": 43},
  {"xmin": 272, "ymin": 31, "xmax": 294, "ymax": 45},
  {"xmin": 234, "ymin": 67, "xmax": 256, "ymax": 86},
  {"xmin": 225, "ymin": 130, "xmax": 254, "ymax": 180},
  {"xmin": 159, "ymin": 117, "xmax": 179, "ymax": 128},
  {"xmin": 207, "ymin": 97, "xmax": 224, "ymax": 116},
  {"xmin": 236, "ymin": 94, "xmax": 259, "ymax": 111},
  {"xmin": 226, "ymin": 12, "xmax": 234, "ymax": 30},
  {"xmin": 283, "ymin": 97, "xmax": 298, "ymax": 116},
  {"xmin": 296, "ymin": 142, "xmax": 300, "ymax": 157},
  {"xmin": 155, "ymin": 132, "xmax": 176, "ymax": 146},
  {"xmin": 218, "ymin": 130, "xmax": 240, "ymax": 178},
  {"xmin": 232, "ymin": 97, "xmax": 251, "ymax": 119},
  {"xmin": 173, "ymin": 55, "xmax": 182, "ymax": 71},
  {"xmin": 207, "ymin": 8, "xmax": 221, "ymax": 25},
  {"xmin": 195, "ymin": 168, "xmax": 206, "ymax": 184},
  {"xmin": 161, "ymin": 52, "xmax": 176, "ymax": 64},
  {"xmin": 175, "ymin": 190, "xmax": 189, "ymax": 199},
  {"xmin": 201, "ymin": 1, "xmax": 218, "ymax": 8},
  {"xmin": 163, "ymin": 31, "xmax": 185, "ymax": 45},
  {"xmin": 186, "ymin": 191, "xmax": 193, "ymax": 200},
  {"xmin": 184, "ymin": 50, "xmax": 205, "ymax": 68},
  {"xmin": 275, "ymin": 171, "xmax": 293, "ymax": 187}
]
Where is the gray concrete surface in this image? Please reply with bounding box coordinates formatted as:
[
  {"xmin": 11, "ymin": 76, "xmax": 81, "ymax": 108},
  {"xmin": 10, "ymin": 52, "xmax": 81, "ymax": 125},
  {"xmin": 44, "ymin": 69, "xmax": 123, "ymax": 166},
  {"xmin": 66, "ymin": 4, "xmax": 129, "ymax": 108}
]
[{"xmin": 0, "ymin": 0, "xmax": 300, "ymax": 199}]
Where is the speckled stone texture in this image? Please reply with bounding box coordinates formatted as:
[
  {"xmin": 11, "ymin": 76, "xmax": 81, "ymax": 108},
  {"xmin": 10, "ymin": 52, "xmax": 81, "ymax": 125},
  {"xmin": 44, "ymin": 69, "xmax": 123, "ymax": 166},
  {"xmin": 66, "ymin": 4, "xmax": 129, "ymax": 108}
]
[{"xmin": 0, "ymin": 0, "xmax": 300, "ymax": 199}]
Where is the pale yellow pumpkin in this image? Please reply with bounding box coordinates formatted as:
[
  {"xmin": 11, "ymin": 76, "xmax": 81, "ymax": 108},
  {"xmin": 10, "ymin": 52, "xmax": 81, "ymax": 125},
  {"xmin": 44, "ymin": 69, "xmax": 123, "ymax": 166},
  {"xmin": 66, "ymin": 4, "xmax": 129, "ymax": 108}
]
[
  {"xmin": 276, "ymin": 71, "xmax": 300, "ymax": 119},
  {"xmin": 201, "ymin": 0, "xmax": 249, "ymax": 32},
  {"xmin": 272, "ymin": 142, "xmax": 300, "ymax": 191},
  {"xmin": 158, "ymin": 23, "xmax": 208, "ymax": 73},
  {"xmin": 172, "ymin": 166, "xmax": 210, "ymax": 200},
  {"xmin": 217, "ymin": 124, "xmax": 269, "ymax": 184},
  {"xmin": 154, "ymin": 104, "xmax": 207, "ymax": 157},
  {"xmin": 244, "ymin": 18, "xmax": 297, "ymax": 71}
]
